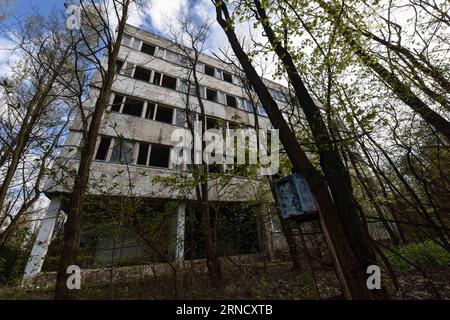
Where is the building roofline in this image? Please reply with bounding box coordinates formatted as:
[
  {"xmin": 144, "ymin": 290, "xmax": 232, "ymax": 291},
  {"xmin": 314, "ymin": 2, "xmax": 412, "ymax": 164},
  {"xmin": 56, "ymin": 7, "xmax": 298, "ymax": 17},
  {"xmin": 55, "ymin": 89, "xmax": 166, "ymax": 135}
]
[{"xmin": 124, "ymin": 23, "xmax": 288, "ymax": 92}]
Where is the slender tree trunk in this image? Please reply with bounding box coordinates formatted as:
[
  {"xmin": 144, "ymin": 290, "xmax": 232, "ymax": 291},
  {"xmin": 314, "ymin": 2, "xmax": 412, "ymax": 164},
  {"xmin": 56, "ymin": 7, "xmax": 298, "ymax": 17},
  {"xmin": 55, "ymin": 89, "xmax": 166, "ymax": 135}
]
[
  {"xmin": 0, "ymin": 51, "xmax": 69, "ymax": 210},
  {"xmin": 54, "ymin": 2, "xmax": 130, "ymax": 299},
  {"xmin": 319, "ymin": 0, "xmax": 450, "ymax": 141}
]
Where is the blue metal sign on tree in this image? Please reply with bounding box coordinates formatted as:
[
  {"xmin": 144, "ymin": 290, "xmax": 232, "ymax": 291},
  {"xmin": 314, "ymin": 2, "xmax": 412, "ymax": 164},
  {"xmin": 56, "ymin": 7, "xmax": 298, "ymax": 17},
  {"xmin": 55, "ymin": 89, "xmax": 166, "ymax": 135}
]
[{"xmin": 273, "ymin": 174, "xmax": 319, "ymax": 222}]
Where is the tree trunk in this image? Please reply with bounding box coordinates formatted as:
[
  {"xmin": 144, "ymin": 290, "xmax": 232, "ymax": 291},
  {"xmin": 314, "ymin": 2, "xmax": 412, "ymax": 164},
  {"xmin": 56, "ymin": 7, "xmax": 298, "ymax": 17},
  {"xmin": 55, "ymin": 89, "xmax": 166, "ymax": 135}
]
[
  {"xmin": 214, "ymin": 1, "xmax": 385, "ymax": 299},
  {"xmin": 54, "ymin": 2, "xmax": 130, "ymax": 299}
]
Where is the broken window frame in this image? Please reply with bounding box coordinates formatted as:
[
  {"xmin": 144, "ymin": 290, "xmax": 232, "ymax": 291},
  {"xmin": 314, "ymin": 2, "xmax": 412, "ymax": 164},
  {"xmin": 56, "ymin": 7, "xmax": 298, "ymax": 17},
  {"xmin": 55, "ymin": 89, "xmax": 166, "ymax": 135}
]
[
  {"xmin": 133, "ymin": 66, "xmax": 152, "ymax": 82},
  {"xmin": 222, "ymin": 71, "xmax": 233, "ymax": 83},
  {"xmin": 94, "ymin": 136, "xmax": 113, "ymax": 161},
  {"xmin": 121, "ymin": 97, "xmax": 145, "ymax": 117},
  {"xmin": 153, "ymin": 104, "xmax": 174, "ymax": 124},
  {"xmin": 148, "ymin": 144, "xmax": 171, "ymax": 168},
  {"xmin": 109, "ymin": 138, "xmax": 135, "ymax": 164},
  {"xmin": 226, "ymin": 94, "xmax": 238, "ymax": 108},
  {"xmin": 204, "ymin": 64, "xmax": 215, "ymax": 77},
  {"xmin": 206, "ymin": 88, "xmax": 219, "ymax": 103},
  {"xmin": 160, "ymin": 74, "xmax": 177, "ymax": 90},
  {"xmin": 141, "ymin": 42, "xmax": 156, "ymax": 56}
]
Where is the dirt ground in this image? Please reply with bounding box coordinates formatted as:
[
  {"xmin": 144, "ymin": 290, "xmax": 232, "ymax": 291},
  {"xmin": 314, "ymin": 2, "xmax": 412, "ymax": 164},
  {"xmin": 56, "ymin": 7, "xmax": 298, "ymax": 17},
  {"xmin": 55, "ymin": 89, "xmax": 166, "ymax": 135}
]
[{"xmin": 1, "ymin": 262, "xmax": 449, "ymax": 300}]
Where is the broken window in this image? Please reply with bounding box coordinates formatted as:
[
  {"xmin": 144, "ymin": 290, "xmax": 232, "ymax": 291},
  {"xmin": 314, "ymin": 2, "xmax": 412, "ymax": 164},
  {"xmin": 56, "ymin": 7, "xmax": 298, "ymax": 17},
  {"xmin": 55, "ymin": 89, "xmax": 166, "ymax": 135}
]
[
  {"xmin": 206, "ymin": 88, "xmax": 218, "ymax": 102},
  {"xmin": 133, "ymin": 66, "xmax": 151, "ymax": 82},
  {"xmin": 154, "ymin": 105, "xmax": 173, "ymax": 124},
  {"xmin": 137, "ymin": 142, "xmax": 150, "ymax": 166},
  {"xmin": 122, "ymin": 97, "xmax": 144, "ymax": 117},
  {"xmin": 226, "ymin": 94, "xmax": 237, "ymax": 108},
  {"xmin": 110, "ymin": 139, "xmax": 134, "ymax": 164},
  {"xmin": 95, "ymin": 136, "xmax": 112, "ymax": 160},
  {"xmin": 123, "ymin": 62, "xmax": 135, "ymax": 77},
  {"xmin": 141, "ymin": 42, "xmax": 155, "ymax": 56},
  {"xmin": 149, "ymin": 144, "xmax": 170, "ymax": 168},
  {"xmin": 115, "ymin": 60, "xmax": 124, "ymax": 74},
  {"xmin": 161, "ymin": 74, "xmax": 177, "ymax": 90},
  {"xmin": 222, "ymin": 71, "xmax": 233, "ymax": 83},
  {"xmin": 152, "ymin": 72, "xmax": 161, "ymax": 85},
  {"xmin": 111, "ymin": 94, "xmax": 124, "ymax": 112},
  {"xmin": 175, "ymin": 109, "xmax": 186, "ymax": 126},
  {"xmin": 204, "ymin": 65, "xmax": 215, "ymax": 77},
  {"xmin": 206, "ymin": 117, "xmax": 222, "ymax": 130},
  {"xmin": 145, "ymin": 102, "xmax": 155, "ymax": 119}
]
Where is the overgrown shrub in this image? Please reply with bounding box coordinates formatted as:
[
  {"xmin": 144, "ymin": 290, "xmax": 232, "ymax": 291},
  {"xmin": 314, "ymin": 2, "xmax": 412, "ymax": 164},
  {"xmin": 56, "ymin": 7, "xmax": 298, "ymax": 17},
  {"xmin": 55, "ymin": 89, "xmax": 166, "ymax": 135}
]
[{"xmin": 385, "ymin": 240, "xmax": 450, "ymax": 271}]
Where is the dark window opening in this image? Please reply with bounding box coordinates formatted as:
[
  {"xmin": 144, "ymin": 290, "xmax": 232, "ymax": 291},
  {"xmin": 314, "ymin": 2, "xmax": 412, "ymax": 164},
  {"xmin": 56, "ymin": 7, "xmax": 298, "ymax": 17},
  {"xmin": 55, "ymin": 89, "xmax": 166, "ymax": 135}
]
[
  {"xmin": 226, "ymin": 95, "xmax": 237, "ymax": 108},
  {"xmin": 204, "ymin": 65, "xmax": 215, "ymax": 77},
  {"xmin": 206, "ymin": 88, "xmax": 218, "ymax": 102},
  {"xmin": 95, "ymin": 137, "xmax": 112, "ymax": 160},
  {"xmin": 207, "ymin": 117, "xmax": 221, "ymax": 130},
  {"xmin": 110, "ymin": 139, "xmax": 134, "ymax": 164},
  {"xmin": 133, "ymin": 66, "xmax": 151, "ymax": 82},
  {"xmin": 141, "ymin": 42, "xmax": 155, "ymax": 56},
  {"xmin": 223, "ymin": 72, "xmax": 232, "ymax": 83},
  {"xmin": 115, "ymin": 60, "xmax": 124, "ymax": 74},
  {"xmin": 149, "ymin": 144, "xmax": 170, "ymax": 168},
  {"xmin": 145, "ymin": 103, "xmax": 155, "ymax": 119},
  {"xmin": 152, "ymin": 72, "xmax": 161, "ymax": 85},
  {"xmin": 154, "ymin": 105, "xmax": 173, "ymax": 124},
  {"xmin": 137, "ymin": 142, "xmax": 149, "ymax": 165},
  {"xmin": 122, "ymin": 98, "xmax": 144, "ymax": 117},
  {"xmin": 111, "ymin": 94, "xmax": 124, "ymax": 112},
  {"xmin": 161, "ymin": 74, "xmax": 177, "ymax": 90}
]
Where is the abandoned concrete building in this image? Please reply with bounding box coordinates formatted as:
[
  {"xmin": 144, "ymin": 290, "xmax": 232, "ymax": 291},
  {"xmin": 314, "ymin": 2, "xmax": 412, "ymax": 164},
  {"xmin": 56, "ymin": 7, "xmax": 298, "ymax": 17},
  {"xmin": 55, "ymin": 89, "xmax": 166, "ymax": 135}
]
[{"xmin": 23, "ymin": 24, "xmax": 298, "ymax": 279}]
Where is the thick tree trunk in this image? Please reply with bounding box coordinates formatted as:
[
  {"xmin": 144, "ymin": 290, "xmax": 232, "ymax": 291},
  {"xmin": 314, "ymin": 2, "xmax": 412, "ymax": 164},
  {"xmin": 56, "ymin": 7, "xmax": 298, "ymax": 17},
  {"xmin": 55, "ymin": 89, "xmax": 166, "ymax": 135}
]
[
  {"xmin": 253, "ymin": 0, "xmax": 375, "ymax": 269},
  {"xmin": 214, "ymin": 1, "xmax": 385, "ymax": 299}
]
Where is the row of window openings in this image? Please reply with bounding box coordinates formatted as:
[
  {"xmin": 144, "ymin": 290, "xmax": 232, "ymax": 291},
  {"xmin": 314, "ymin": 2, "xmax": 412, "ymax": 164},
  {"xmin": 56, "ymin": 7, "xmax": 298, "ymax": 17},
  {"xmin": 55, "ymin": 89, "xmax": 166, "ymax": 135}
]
[
  {"xmin": 93, "ymin": 136, "xmax": 249, "ymax": 173},
  {"xmin": 94, "ymin": 136, "xmax": 172, "ymax": 168},
  {"xmin": 111, "ymin": 93, "xmax": 264, "ymax": 132},
  {"xmin": 122, "ymin": 35, "xmax": 238, "ymax": 85},
  {"xmin": 116, "ymin": 60, "xmax": 268, "ymax": 117},
  {"xmin": 111, "ymin": 94, "xmax": 185, "ymax": 126},
  {"xmin": 121, "ymin": 34, "xmax": 287, "ymax": 103}
]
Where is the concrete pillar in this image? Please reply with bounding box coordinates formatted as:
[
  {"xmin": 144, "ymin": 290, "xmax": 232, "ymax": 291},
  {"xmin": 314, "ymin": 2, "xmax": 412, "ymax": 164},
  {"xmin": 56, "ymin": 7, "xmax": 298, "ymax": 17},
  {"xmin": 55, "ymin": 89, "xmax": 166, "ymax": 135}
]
[
  {"xmin": 23, "ymin": 197, "xmax": 63, "ymax": 281},
  {"xmin": 173, "ymin": 202, "xmax": 186, "ymax": 262}
]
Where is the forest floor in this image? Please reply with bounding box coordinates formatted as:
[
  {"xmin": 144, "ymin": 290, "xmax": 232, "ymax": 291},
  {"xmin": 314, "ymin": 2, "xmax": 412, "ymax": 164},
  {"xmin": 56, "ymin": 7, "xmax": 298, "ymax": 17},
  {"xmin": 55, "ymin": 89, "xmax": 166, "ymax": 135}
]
[{"xmin": 1, "ymin": 261, "xmax": 449, "ymax": 300}]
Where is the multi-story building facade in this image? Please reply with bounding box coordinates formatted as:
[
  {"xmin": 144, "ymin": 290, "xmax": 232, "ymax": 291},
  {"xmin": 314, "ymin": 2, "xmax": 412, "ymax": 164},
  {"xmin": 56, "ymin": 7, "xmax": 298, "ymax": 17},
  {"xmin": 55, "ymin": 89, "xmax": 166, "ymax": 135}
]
[{"xmin": 23, "ymin": 24, "xmax": 292, "ymax": 279}]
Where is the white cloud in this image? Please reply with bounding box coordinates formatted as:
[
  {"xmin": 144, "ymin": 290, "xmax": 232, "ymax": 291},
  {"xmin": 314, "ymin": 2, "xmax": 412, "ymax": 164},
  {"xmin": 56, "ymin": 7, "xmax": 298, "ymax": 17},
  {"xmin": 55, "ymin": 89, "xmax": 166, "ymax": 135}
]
[
  {"xmin": 147, "ymin": 0, "xmax": 188, "ymax": 33},
  {"xmin": 0, "ymin": 36, "xmax": 17, "ymax": 78}
]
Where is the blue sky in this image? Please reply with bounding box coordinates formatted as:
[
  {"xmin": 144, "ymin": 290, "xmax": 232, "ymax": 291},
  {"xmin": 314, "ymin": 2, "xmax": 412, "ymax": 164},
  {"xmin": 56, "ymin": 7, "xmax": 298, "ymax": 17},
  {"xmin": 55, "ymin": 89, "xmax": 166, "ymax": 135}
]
[{"xmin": 0, "ymin": 0, "xmax": 270, "ymax": 79}]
